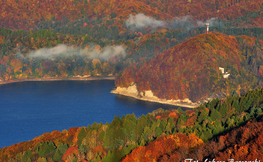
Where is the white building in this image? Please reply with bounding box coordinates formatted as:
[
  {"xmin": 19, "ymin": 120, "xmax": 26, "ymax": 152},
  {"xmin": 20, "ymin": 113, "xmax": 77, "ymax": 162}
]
[{"xmin": 219, "ymin": 67, "xmax": 230, "ymax": 79}]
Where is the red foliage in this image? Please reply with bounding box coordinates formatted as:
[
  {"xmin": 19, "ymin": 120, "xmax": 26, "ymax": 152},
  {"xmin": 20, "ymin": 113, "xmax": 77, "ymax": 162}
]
[
  {"xmin": 258, "ymin": 69, "xmax": 262, "ymax": 75},
  {"xmin": 185, "ymin": 115, "xmax": 197, "ymax": 126},
  {"xmin": 207, "ymin": 118, "xmax": 263, "ymax": 160},
  {"xmin": 62, "ymin": 147, "xmax": 80, "ymax": 160},
  {"xmin": 116, "ymin": 33, "xmax": 244, "ymax": 102},
  {"xmin": 123, "ymin": 117, "xmax": 263, "ymax": 162},
  {"xmin": 0, "ymin": 59, "xmax": 6, "ymax": 65},
  {"xmin": 122, "ymin": 133, "xmax": 203, "ymax": 162},
  {"xmin": 186, "ymin": 117, "xmax": 263, "ymax": 161}
]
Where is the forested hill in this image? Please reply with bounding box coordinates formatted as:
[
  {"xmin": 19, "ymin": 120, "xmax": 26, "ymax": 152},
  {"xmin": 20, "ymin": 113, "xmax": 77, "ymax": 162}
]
[
  {"xmin": 1, "ymin": 0, "xmax": 263, "ymax": 84},
  {"xmin": 1, "ymin": 0, "xmax": 263, "ymax": 30},
  {"xmin": 1, "ymin": 0, "xmax": 263, "ymax": 161},
  {"xmin": 116, "ymin": 32, "xmax": 263, "ymax": 103},
  {"xmin": 1, "ymin": 87, "xmax": 263, "ymax": 161}
]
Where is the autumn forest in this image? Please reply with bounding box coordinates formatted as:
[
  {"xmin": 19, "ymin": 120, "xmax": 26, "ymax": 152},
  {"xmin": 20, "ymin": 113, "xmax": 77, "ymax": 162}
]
[{"xmin": 1, "ymin": 0, "xmax": 263, "ymax": 161}]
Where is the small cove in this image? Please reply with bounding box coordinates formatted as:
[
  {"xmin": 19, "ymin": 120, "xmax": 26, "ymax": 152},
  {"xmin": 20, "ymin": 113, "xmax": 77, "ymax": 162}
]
[{"xmin": 0, "ymin": 80, "xmax": 190, "ymax": 148}]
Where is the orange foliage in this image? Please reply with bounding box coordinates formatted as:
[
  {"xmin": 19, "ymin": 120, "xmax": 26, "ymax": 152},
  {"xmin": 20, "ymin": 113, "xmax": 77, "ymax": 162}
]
[
  {"xmin": 186, "ymin": 110, "xmax": 195, "ymax": 116},
  {"xmin": 0, "ymin": 36, "xmax": 3, "ymax": 44},
  {"xmin": 215, "ymin": 0, "xmax": 263, "ymax": 26},
  {"xmin": 92, "ymin": 146, "xmax": 107, "ymax": 158},
  {"xmin": 92, "ymin": 59, "xmax": 102, "ymax": 68},
  {"xmin": 168, "ymin": 112, "xmax": 178, "ymax": 119},
  {"xmin": 68, "ymin": 127, "xmax": 79, "ymax": 137},
  {"xmin": 0, "ymin": 0, "xmax": 84, "ymax": 30},
  {"xmin": 122, "ymin": 133, "xmax": 203, "ymax": 162},
  {"xmin": 73, "ymin": 127, "xmax": 85, "ymax": 146},
  {"xmin": 0, "ymin": 0, "xmax": 170, "ymax": 30}
]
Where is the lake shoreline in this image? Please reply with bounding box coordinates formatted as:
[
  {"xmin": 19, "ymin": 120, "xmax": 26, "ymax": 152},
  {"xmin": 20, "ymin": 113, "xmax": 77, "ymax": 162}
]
[
  {"xmin": 0, "ymin": 76, "xmax": 115, "ymax": 85},
  {"xmin": 0, "ymin": 76, "xmax": 199, "ymax": 109},
  {"xmin": 111, "ymin": 86, "xmax": 200, "ymax": 109}
]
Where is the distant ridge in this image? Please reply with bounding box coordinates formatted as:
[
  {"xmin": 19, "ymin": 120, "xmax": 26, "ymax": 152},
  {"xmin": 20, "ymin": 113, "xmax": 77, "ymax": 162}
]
[{"xmin": 1, "ymin": 0, "xmax": 262, "ymax": 30}]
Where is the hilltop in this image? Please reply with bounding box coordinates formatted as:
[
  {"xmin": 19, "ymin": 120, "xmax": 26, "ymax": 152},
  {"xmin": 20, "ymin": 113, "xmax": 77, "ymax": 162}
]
[{"xmin": 115, "ymin": 32, "xmax": 263, "ymax": 106}]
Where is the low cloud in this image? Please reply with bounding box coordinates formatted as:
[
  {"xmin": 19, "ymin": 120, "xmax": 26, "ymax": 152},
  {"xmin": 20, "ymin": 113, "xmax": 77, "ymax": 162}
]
[
  {"xmin": 25, "ymin": 44, "xmax": 126, "ymax": 61},
  {"xmin": 169, "ymin": 15, "xmax": 195, "ymax": 29},
  {"xmin": 88, "ymin": 44, "xmax": 126, "ymax": 60},
  {"xmin": 27, "ymin": 44, "xmax": 80, "ymax": 59},
  {"xmin": 125, "ymin": 13, "xmax": 224, "ymax": 30},
  {"xmin": 125, "ymin": 13, "xmax": 166, "ymax": 29},
  {"xmin": 197, "ymin": 17, "xmax": 224, "ymax": 28}
]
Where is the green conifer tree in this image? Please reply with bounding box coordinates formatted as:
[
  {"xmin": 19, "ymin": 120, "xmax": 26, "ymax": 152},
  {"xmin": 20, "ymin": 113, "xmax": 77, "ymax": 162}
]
[
  {"xmin": 22, "ymin": 149, "xmax": 32, "ymax": 162},
  {"xmin": 77, "ymin": 128, "xmax": 87, "ymax": 146},
  {"xmin": 210, "ymin": 108, "xmax": 222, "ymax": 120},
  {"xmin": 155, "ymin": 127, "xmax": 162, "ymax": 137},
  {"xmin": 53, "ymin": 149, "xmax": 62, "ymax": 162}
]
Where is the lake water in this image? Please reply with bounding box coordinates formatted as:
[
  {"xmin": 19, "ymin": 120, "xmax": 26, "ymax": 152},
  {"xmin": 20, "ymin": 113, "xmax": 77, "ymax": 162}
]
[{"xmin": 0, "ymin": 80, "xmax": 189, "ymax": 148}]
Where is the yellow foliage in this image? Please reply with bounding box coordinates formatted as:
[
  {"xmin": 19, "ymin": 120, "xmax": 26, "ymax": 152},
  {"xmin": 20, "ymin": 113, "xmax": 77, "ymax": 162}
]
[
  {"xmin": 94, "ymin": 45, "xmax": 101, "ymax": 53},
  {"xmin": 92, "ymin": 59, "xmax": 102, "ymax": 68},
  {"xmin": 0, "ymin": 37, "xmax": 3, "ymax": 44},
  {"xmin": 10, "ymin": 59, "xmax": 22, "ymax": 74},
  {"xmin": 188, "ymin": 133, "xmax": 204, "ymax": 148}
]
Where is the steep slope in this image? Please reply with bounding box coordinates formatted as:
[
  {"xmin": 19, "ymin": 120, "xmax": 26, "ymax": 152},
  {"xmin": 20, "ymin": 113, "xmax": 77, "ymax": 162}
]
[
  {"xmin": 121, "ymin": 117, "xmax": 263, "ymax": 161},
  {"xmin": 202, "ymin": 117, "xmax": 263, "ymax": 160},
  {"xmin": 122, "ymin": 133, "xmax": 204, "ymax": 162},
  {"xmin": 115, "ymin": 32, "xmax": 263, "ymax": 104}
]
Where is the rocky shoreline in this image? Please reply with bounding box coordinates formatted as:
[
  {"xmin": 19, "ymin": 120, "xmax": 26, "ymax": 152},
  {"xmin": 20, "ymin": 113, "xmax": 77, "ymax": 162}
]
[
  {"xmin": 110, "ymin": 84, "xmax": 200, "ymax": 109},
  {"xmin": 1, "ymin": 77, "xmax": 200, "ymax": 109},
  {"xmin": 0, "ymin": 76, "xmax": 115, "ymax": 85}
]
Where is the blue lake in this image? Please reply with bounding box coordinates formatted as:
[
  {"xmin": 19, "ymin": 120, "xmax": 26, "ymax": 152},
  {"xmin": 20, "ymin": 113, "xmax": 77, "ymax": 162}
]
[{"xmin": 0, "ymin": 80, "xmax": 189, "ymax": 148}]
